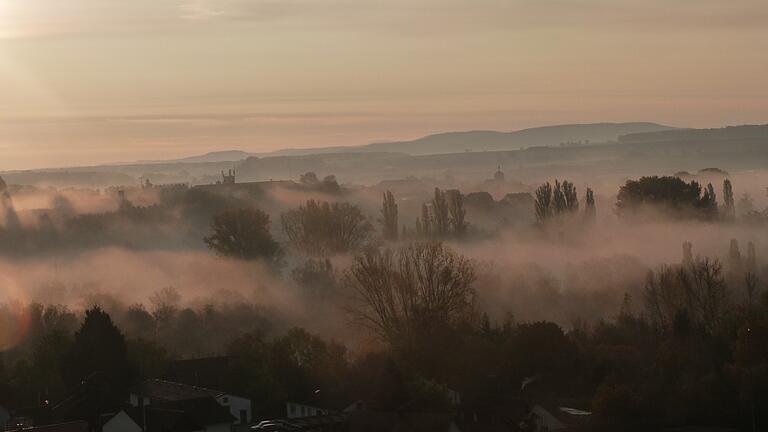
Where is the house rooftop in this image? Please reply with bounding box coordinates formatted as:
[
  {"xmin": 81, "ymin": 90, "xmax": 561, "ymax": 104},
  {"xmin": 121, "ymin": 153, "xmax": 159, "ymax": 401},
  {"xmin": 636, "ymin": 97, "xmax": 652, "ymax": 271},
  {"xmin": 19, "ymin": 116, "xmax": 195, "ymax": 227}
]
[
  {"xmin": 347, "ymin": 410, "xmax": 454, "ymax": 432},
  {"xmin": 265, "ymin": 414, "xmax": 348, "ymax": 431},
  {"xmin": 130, "ymin": 379, "xmax": 225, "ymax": 402},
  {"xmin": 154, "ymin": 398, "xmax": 235, "ymax": 426},
  {"xmin": 17, "ymin": 421, "xmax": 89, "ymax": 432},
  {"xmin": 166, "ymin": 357, "xmax": 232, "ymax": 390},
  {"xmin": 103, "ymin": 398, "xmax": 234, "ymax": 432}
]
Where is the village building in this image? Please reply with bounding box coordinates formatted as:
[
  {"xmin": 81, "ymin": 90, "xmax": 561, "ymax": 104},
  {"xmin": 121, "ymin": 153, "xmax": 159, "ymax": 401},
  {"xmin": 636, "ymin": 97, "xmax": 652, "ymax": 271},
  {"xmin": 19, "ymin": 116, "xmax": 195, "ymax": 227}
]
[{"xmin": 129, "ymin": 379, "xmax": 251, "ymax": 426}]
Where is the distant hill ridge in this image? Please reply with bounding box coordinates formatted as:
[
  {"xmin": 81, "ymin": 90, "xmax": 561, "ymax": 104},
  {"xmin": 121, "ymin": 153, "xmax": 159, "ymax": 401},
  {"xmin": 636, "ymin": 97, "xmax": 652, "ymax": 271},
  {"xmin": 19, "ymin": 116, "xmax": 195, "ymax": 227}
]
[
  {"xmin": 165, "ymin": 122, "xmax": 676, "ymax": 163},
  {"xmin": 360, "ymin": 122, "xmax": 675, "ymax": 155},
  {"xmin": 174, "ymin": 150, "xmax": 255, "ymax": 164},
  {"xmin": 619, "ymin": 123, "xmax": 768, "ymax": 144}
]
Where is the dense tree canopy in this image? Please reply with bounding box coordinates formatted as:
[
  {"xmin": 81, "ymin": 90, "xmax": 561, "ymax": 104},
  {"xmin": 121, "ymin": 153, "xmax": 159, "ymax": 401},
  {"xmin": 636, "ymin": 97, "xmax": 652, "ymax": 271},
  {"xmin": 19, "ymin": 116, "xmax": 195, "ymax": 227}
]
[
  {"xmin": 534, "ymin": 182, "xmax": 553, "ymax": 223},
  {"xmin": 204, "ymin": 207, "xmax": 282, "ymax": 262},
  {"xmin": 535, "ymin": 179, "xmax": 579, "ymax": 223},
  {"xmin": 62, "ymin": 306, "xmax": 132, "ymax": 402},
  {"xmin": 413, "ymin": 188, "xmax": 469, "ymax": 239},
  {"xmin": 722, "ymin": 178, "xmax": 735, "ymax": 220},
  {"xmin": 281, "ymin": 200, "xmax": 372, "ymax": 256},
  {"xmin": 617, "ymin": 176, "xmax": 718, "ymax": 219}
]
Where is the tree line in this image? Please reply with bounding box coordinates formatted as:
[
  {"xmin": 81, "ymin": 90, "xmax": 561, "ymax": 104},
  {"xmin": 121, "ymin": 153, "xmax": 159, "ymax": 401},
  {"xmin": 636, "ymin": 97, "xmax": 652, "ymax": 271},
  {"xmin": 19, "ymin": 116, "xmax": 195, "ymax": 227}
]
[{"xmin": 2, "ymin": 237, "xmax": 767, "ymax": 430}]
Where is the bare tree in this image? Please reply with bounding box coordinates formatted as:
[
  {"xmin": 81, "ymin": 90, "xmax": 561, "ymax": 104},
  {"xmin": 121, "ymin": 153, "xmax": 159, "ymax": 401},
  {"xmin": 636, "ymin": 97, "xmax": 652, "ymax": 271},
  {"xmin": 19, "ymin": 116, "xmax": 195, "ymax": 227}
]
[
  {"xmin": 346, "ymin": 242, "xmax": 477, "ymax": 345},
  {"xmin": 431, "ymin": 188, "xmax": 450, "ymax": 237},
  {"xmin": 644, "ymin": 265, "xmax": 683, "ymax": 331},
  {"xmin": 681, "ymin": 257, "xmax": 729, "ymax": 332},
  {"xmin": 644, "ymin": 257, "xmax": 730, "ymax": 334},
  {"xmin": 446, "ymin": 190, "xmax": 467, "ymax": 237},
  {"xmin": 745, "ymin": 272, "xmax": 759, "ymax": 309},
  {"xmin": 380, "ymin": 190, "xmax": 399, "ymax": 241},
  {"xmin": 281, "ymin": 200, "xmax": 372, "ymax": 256},
  {"xmin": 728, "ymin": 238, "xmax": 743, "ymax": 277},
  {"xmin": 746, "ymin": 241, "xmax": 757, "ymax": 274},
  {"xmin": 419, "ymin": 203, "xmax": 432, "ymax": 237}
]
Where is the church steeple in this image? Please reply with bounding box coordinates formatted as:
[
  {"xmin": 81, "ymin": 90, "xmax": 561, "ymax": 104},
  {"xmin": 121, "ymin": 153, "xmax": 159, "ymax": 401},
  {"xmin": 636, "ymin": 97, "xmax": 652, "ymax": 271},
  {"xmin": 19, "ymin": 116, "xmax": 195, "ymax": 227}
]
[{"xmin": 494, "ymin": 165, "xmax": 505, "ymax": 181}]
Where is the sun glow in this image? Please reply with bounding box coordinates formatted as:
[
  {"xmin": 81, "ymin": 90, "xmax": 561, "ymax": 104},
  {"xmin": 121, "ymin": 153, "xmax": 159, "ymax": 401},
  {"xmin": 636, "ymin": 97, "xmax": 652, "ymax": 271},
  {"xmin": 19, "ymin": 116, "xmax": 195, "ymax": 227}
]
[
  {"xmin": 0, "ymin": 1, "xmax": 37, "ymax": 40},
  {"xmin": 0, "ymin": 1, "xmax": 53, "ymax": 39},
  {"xmin": 0, "ymin": 272, "xmax": 32, "ymax": 351},
  {"xmin": 0, "ymin": 0, "xmax": 11, "ymax": 39}
]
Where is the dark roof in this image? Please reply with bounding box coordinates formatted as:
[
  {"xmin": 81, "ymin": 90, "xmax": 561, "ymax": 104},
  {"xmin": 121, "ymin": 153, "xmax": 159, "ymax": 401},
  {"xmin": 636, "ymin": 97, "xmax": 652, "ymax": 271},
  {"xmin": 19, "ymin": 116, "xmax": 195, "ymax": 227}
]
[
  {"xmin": 532, "ymin": 401, "xmax": 592, "ymax": 430},
  {"xmin": 663, "ymin": 428, "xmax": 738, "ymax": 432},
  {"xmin": 104, "ymin": 408, "xmax": 203, "ymax": 432},
  {"xmin": 260, "ymin": 414, "xmax": 348, "ymax": 431},
  {"xmin": 20, "ymin": 421, "xmax": 89, "ymax": 432},
  {"xmin": 103, "ymin": 397, "xmax": 234, "ymax": 432},
  {"xmin": 347, "ymin": 410, "xmax": 454, "ymax": 432},
  {"xmin": 158, "ymin": 397, "xmax": 235, "ymax": 426},
  {"xmin": 166, "ymin": 357, "xmax": 232, "ymax": 390},
  {"xmin": 458, "ymin": 397, "xmax": 532, "ymax": 432},
  {"xmin": 194, "ymin": 181, "xmax": 295, "ymax": 194},
  {"xmin": 143, "ymin": 408, "xmax": 201, "ymax": 432},
  {"xmin": 130, "ymin": 379, "xmax": 225, "ymax": 402},
  {"xmin": 32, "ymin": 373, "xmax": 124, "ymax": 426}
]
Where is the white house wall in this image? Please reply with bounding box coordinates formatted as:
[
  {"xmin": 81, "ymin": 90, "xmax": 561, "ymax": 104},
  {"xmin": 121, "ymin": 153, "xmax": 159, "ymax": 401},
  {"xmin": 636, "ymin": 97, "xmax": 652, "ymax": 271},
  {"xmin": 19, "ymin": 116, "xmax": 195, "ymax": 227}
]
[{"xmin": 216, "ymin": 394, "xmax": 252, "ymax": 424}]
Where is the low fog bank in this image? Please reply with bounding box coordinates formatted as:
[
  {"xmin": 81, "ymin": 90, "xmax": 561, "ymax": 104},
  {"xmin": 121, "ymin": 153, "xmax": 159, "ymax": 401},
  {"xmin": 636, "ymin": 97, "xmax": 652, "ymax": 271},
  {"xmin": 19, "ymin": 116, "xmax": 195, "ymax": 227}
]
[
  {"xmin": 462, "ymin": 220, "xmax": 767, "ymax": 324},
  {"xmin": 1, "ymin": 165, "xmax": 767, "ymax": 355},
  {"xmin": 0, "ymin": 217, "xmax": 764, "ymax": 351},
  {"xmin": 0, "ymin": 248, "xmax": 364, "ymax": 355},
  {"xmin": 0, "ymin": 249, "xmax": 284, "ymax": 307}
]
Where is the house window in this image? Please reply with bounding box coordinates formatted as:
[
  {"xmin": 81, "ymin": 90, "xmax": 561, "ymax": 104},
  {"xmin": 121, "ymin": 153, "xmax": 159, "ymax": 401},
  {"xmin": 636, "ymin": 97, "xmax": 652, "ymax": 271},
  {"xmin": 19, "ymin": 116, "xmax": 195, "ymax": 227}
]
[
  {"xmin": 239, "ymin": 410, "xmax": 247, "ymax": 424},
  {"xmin": 290, "ymin": 404, "xmax": 296, "ymax": 415},
  {"xmin": 222, "ymin": 397, "xmax": 229, "ymax": 404}
]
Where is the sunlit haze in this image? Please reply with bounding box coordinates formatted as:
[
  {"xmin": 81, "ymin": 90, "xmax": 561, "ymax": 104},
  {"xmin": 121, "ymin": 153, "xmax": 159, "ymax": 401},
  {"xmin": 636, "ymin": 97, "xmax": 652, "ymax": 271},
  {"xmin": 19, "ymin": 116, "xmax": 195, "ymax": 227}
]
[
  {"xmin": 1, "ymin": 0, "xmax": 767, "ymax": 169},
  {"xmin": 2, "ymin": 3, "xmax": 768, "ymax": 428}
]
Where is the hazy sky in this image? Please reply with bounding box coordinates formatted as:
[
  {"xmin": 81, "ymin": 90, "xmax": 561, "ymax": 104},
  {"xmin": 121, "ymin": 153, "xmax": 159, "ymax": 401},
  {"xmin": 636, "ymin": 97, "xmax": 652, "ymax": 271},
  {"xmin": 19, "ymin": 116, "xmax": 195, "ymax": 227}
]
[{"xmin": 1, "ymin": 0, "xmax": 767, "ymax": 170}]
